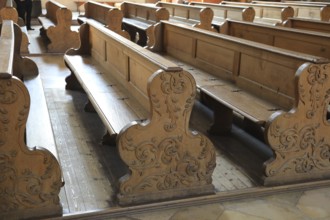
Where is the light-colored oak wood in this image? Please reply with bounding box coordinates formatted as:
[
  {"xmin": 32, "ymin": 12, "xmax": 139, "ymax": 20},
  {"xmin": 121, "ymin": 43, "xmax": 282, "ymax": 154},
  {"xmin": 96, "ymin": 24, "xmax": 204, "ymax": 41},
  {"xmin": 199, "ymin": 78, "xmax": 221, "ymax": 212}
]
[
  {"xmin": 221, "ymin": 1, "xmax": 294, "ymax": 26},
  {"xmin": 189, "ymin": 2, "xmax": 255, "ymax": 27},
  {"xmin": 0, "ymin": 20, "xmax": 63, "ymax": 220},
  {"xmin": 282, "ymin": 17, "xmax": 330, "ymax": 34},
  {"xmin": 219, "ymin": 19, "xmax": 330, "ymax": 59},
  {"xmin": 120, "ymin": 1, "xmax": 169, "ymax": 46},
  {"xmin": 38, "ymin": 0, "xmax": 80, "ymax": 53},
  {"xmin": 147, "ymin": 20, "xmax": 330, "ymax": 185},
  {"xmin": 0, "ymin": 0, "xmax": 29, "ymax": 53},
  {"xmin": 155, "ymin": 2, "xmax": 216, "ymax": 32},
  {"xmin": 252, "ymin": 1, "xmax": 330, "ymax": 21},
  {"xmin": 78, "ymin": 0, "xmax": 130, "ymax": 39},
  {"xmin": 64, "ymin": 20, "xmax": 216, "ymax": 205}
]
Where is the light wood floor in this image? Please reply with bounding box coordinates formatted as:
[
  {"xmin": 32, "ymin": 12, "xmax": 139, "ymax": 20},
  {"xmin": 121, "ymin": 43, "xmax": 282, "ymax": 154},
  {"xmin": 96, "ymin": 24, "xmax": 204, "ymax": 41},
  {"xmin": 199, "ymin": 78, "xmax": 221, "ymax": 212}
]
[{"xmin": 26, "ymin": 24, "xmax": 330, "ymax": 219}]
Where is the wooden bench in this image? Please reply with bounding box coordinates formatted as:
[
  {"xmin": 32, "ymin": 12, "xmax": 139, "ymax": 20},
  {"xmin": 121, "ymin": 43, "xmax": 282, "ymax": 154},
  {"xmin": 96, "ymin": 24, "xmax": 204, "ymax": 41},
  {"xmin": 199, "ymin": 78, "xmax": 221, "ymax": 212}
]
[
  {"xmin": 155, "ymin": 2, "xmax": 216, "ymax": 32},
  {"xmin": 0, "ymin": 20, "xmax": 63, "ymax": 220},
  {"xmin": 252, "ymin": 1, "xmax": 330, "ymax": 21},
  {"xmin": 147, "ymin": 20, "xmax": 330, "ymax": 186},
  {"xmin": 218, "ymin": 19, "xmax": 330, "ymax": 59},
  {"xmin": 221, "ymin": 1, "xmax": 294, "ymax": 26},
  {"xmin": 0, "ymin": 0, "xmax": 29, "ymax": 53},
  {"xmin": 38, "ymin": 0, "xmax": 80, "ymax": 53},
  {"xmin": 64, "ymin": 19, "xmax": 216, "ymax": 205},
  {"xmin": 120, "ymin": 1, "xmax": 169, "ymax": 46},
  {"xmin": 189, "ymin": 2, "xmax": 255, "ymax": 29},
  {"xmin": 78, "ymin": 0, "xmax": 130, "ymax": 39},
  {"xmin": 282, "ymin": 17, "xmax": 330, "ymax": 34}
]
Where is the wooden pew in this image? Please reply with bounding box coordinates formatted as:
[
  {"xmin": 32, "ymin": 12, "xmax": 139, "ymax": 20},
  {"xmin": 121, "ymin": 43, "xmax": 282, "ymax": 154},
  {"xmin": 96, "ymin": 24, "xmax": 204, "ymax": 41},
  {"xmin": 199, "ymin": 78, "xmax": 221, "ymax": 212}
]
[
  {"xmin": 189, "ymin": 2, "xmax": 255, "ymax": 29},
  {"xmin": 0, "ymin": 0, "xmax": 29, "ymax": 53},
  {"xmin": 147, "ymin": 20, "xmax": 330, "ymax": 186},
  {"xmin": 119, "ymin": 1, "xmax": 169, "ymax": 46},
  {"xmin": 64, "ymin": 19, "xmax": 216, "ymax": 205},
  {"xmin": 221, "ymin": 1, "xmax": 294, "ymax": 26},
  {"xmin": 0, "ymin": 20, "xmax": 63, "ymax": 220},
  {"xmin": 252, "ymin": 1, "xmax": 330, "ymax": 21},
  {"xmin": 78, "ymin": 0, "xmax": 130, "ymax": 39},
  {"xmin": 38, "ymin": 0, "xmax": 80, "ymax": 53},
  {"xmin": 218, "ymin": 19, "xmax": 330, "ymax": 59},
  {"xmin": 282, "ymin": 17, "xmax": 330, "ymax": 34},
  {"xmin": 155, "ymin": 2, "xmax": 216, "ymax": 32}
]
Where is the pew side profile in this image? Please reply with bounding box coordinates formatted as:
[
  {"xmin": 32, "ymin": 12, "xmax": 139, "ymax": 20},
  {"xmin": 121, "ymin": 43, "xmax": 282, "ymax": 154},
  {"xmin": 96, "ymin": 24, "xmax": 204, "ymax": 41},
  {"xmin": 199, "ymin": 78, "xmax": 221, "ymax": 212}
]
[
  {"xmin": 0, "ymin": 0, "xmax": 29, "ymax": 53},
  {"xmin": 147, "ymin": 20, "xmax": 330, "ymax": 186},
  {"xmin": 0, "ymin": 20, "xmax": 63, "ymax": 220},
  {"xmin": 38, "ymin": 0, "xmax": 80, "ymax": 53},
  {"xmin": 120, "ymin": 1, "xmax": 169, "ymax": 46},
  {"xmin": 189, "ymin": 1, "xmax": 255, "ymax": 29},
  {"xmin": 155, "ymin": 2, "xmax": 216, "ymax": 32},
  {"xmin": 64, "ymin": 19, "xmax": 216, "ymax": 206},
  {"xmin": 220, "ymin": 1, "xmax": 294, "ymax": 26}
]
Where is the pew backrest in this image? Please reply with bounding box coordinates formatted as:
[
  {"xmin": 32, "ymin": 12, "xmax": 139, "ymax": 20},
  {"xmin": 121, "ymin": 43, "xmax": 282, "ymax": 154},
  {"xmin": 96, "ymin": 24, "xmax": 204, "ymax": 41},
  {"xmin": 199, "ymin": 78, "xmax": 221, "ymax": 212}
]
[
  {"xmin": 120, "ymin": 1, "xmax": 169, "ymax": 25},
  {"xmin": 0, "ymin": 19, "xmax": 14, "ymax": 78},
  {"xmin": 219, "ymin": 19, "xmax": 330, "ymax": 59},
  {"xmin": 282, "ymin": 17, "xmax": 330, "ymax": 34},
  {"xmin": 155, "ymin": 2, "xmax": 216, "ymax": 31},
  {"xmin": 189, "ymin": 2, "xmax": 255, "ymax": 26},
  {"xmin": 252, "ymin": 1, "xmax": 330, "ymax": 21},
  {"xmin": 149, "ymin": 20, "xmax": 328, "ymax": 109},
  {"xmin": 221, "ymin": 1, "xmax": 294, "ymax": 25}
]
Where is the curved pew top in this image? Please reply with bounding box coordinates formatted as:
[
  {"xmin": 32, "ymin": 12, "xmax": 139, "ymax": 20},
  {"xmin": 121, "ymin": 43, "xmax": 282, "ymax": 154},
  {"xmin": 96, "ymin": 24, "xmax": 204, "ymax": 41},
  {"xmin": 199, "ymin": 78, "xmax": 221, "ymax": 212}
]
[
  {"xmin": 189, "ymin": 2, "xmax": 256, "ymax": 23},
  {"xmin": 0, "ymin": 20, "xmax": 14, "ymax": 79},
  {"xmin": 251, "ymin": 0, "xmax": 330, "ymax": 21}
]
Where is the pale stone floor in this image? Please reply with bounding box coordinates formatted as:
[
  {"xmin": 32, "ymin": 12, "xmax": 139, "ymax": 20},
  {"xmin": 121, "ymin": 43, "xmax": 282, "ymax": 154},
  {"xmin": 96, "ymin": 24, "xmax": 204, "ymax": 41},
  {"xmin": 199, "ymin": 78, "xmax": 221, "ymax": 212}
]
[{"xmin": 25, "ymin": 20, "xmax": 330, "ymax": 220}]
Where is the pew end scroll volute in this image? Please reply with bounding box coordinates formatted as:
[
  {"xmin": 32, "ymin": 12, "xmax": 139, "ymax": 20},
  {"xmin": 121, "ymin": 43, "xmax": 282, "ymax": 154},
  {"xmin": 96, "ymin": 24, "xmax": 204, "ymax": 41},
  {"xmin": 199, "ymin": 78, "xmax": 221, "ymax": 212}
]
[
  {"xmin": 116, "ymin": 69, "xmax": 216, "ymax": 205},
  {"xmin": 193, "ymin": 7, "xmax": 217, "ymax": 32},
  {"xmin": 264, "ymin": 62, "xmax": 330, "ymax": 185},
  {"xmin": 105, "ymin": 8, "xmax": 130, "ymax": 40}
]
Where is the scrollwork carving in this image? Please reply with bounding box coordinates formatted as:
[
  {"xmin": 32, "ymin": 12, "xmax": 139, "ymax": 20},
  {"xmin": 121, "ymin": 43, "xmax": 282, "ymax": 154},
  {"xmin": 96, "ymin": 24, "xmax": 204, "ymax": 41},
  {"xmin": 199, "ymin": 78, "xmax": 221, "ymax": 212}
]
[
  {"xmin": 117, "ymin": 70, "xmax": 215, "ymax": 204},
  {"xmin": 265, "ymin": 63, "xmax": 330, "ymax": 182}
]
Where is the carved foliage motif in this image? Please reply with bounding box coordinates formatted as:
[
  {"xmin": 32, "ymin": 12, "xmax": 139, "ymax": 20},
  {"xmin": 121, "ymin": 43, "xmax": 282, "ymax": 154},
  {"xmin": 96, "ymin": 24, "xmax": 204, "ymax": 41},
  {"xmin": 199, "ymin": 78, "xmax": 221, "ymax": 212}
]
[
  {"xmin": 118, "ymin": 71, "xmax": 216, "ymax": 197},
  {"xmin": 265, "ymin": 64, "xmax": 330, "ymax": 178},
  {"xmin": 0, "ymin": 78, "xmax": 63, "ymax": 214}
]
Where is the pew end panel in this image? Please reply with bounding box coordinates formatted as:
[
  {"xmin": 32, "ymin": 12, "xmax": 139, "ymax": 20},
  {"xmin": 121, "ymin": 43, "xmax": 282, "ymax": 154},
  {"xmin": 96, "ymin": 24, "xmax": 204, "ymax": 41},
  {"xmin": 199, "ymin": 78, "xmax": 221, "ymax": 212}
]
[
  {"xmin": 117, "ymin": 69, "xmax": 216, "ymax": 205},
  {"xmin": 264, "ymin": 62, "xmax": 330, "ymax": 185},
  {"xmin": 0, "ymin": 20, "xmax": 63, "ymax": 220},
  {"xmin": 38, "ymin": 0, "xmax": 80, "ymax": 53}
]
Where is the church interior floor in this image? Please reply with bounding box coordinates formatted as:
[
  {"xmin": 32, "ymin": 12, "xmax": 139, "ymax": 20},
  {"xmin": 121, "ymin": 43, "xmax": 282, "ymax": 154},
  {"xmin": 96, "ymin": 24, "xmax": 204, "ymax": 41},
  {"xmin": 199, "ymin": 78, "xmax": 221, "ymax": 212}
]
[{"xmin": 25, "ymin": 21, "xmax": 330, "ymax": 220}]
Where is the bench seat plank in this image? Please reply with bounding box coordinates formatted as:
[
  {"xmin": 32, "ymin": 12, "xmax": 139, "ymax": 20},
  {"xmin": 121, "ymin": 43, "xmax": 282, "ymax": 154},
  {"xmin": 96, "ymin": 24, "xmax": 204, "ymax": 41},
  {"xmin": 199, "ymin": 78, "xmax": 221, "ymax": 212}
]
[
  {"xmin": 64, "ymin": 55, "xmax": 148, "ymax": 136},
  {"xmin": 25, "ymin": 74, "xmax": 58, "ymax": 158},
  {"xmin": 201, "ymin": 84, "xmax": 279, "ymax": 125}
]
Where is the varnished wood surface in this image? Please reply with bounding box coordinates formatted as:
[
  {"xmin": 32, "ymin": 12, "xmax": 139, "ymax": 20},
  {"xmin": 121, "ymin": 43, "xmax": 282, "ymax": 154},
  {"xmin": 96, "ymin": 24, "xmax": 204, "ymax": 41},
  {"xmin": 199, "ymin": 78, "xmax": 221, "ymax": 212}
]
[
  {"xmin": 283, "ymin": 17, "xmax": 330, "ymax": 33},
  {"xmin": 189, "ymin": 2, "xmax": 255, "ymax": 26},
  {"xmin": 219, "ymin": 19, "xmax": 330, "ymax": 59},
  {"xmin": 221, "ymin": 1, "xmax": 294, "ymax": 25},
  {"xmin": 155, "ymin": 2, "xmax": 216, "ymax": 32}
]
